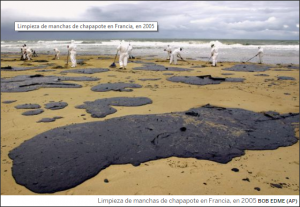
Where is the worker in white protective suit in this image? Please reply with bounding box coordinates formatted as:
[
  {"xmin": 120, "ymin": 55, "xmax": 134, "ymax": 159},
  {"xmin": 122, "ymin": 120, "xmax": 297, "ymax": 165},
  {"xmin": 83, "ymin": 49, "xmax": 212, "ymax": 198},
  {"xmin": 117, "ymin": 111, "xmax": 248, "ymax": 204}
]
[
  {"xmin": 210, "ymin": 44, "xmax": 219, "ymax": 67},
  {"xmin": 68, "ymin": 40, "xmax": 77, "ymax": 67},
  {"xmin": 117, "ymin": 40, "xmax": 129, "ymax": 69},
  {"xmin": 128, "ymin": 43, "xmax": 134, "ymax": 59},
  {"xmin": 170, "ymin": 48, "xmax": 183, "ymax": 65},
  {"xmin": 257, "ymin": 47, "xmax": 264, "ymax": 64},
  {"xmin": 54, "ymin": 48, "xmax": 60, "ymax": 60},
  {"xmin": 165, "ymin": 45, "xmax": 172, "ymax": 60},
  {"xmin": 21, "ymin": 44, "xmax": 27, "ymax": 60},
  {"xmin": 26, "ymin": 48, "xmax": 33, "ymax": 60}
]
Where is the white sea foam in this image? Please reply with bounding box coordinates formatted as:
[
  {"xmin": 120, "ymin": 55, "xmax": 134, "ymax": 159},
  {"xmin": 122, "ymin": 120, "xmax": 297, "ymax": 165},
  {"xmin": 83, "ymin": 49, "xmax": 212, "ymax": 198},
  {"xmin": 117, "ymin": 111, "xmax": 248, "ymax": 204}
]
[{"xmin": 97, "ymin": 40, "xmax": 299, "ymax": 50}]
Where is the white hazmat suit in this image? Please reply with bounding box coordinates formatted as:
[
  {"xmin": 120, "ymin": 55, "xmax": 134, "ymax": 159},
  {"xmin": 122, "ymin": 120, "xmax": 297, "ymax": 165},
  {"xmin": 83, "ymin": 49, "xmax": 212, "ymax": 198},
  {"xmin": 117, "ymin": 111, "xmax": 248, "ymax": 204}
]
[
  {"xmin": 21, "ymin": 46, "xmax": 33, "ymax": 60},
  {"xmin": 170, "ymin": 48, "xmax": 182, "ymax": 65},
  {"xmin": 26, "ymin": 48, "xmax": 33, "ymax": 60},
  {"xmin": 211, "ymin": 45, "xmax": 219, "ymax": 66},
  {"xmin": 54, "ymin": 48, "xmax": 60, "ymax": 60},
  {"xmin": 21, "ymin": 45, "xmax": 27, "ymax": 60},
  {"xmin": 257, "ymin": 47, "xmax": 264, "ymax": 64},
  {"xmin": 117, "ymin": 40, "xmax": 129, "ymax": 69},
  {"xmin": 166, "ymin": 45, "xmax": 172, "ymax": 60},
  {"xmin": 68, "ymin": 40, "xmax": 77, "ymax": 67}
]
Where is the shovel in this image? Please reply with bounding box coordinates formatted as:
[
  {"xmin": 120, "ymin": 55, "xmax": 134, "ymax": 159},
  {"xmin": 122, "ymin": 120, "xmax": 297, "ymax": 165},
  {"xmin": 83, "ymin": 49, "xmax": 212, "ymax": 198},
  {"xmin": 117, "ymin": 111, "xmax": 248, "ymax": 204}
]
[
  {"xmin": 206, "ymin": 56, "xmax": 212, "ymax": 64},
  {"xmin": 109, "ymin": 51, "xmax": 118, "ymax": 68},
  {"xmin": 180, "ymin": 57, "xmax": 191, "ymax": 64},
  {"xmin": 242, "ymin": 54, "xmax": 257, "ymax": 63}
]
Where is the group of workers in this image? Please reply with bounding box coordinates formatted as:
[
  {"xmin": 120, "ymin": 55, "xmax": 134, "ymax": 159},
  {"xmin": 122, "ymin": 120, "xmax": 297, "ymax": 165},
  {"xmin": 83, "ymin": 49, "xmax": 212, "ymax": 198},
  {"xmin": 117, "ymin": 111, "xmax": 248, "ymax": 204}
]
[
  {"xmin": 21, "ymin": 40, "xmax": 264, "ymax": 68},
  {"xmin": 20, "ymin": 44, "xmax": 38, "ymax": 60},
  {"xmin": 165, "ymin": 44, "xmax": 263, "ymax": 66},
  {"xmin": 52, "ymin": 40, "xmax": 77, "ymax": 67},
  {"xmin": 21, "ymin": 40, "xmax": 134, "ymax": 69}
]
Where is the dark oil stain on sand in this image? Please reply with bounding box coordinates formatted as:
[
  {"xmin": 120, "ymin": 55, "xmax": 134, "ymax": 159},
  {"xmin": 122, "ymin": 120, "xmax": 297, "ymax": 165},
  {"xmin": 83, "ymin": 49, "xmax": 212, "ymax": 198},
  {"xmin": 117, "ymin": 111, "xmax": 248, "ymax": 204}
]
[
  {"xmin": 167, "ymin": 75, "xmax": 245, "ymax": 85},
  {"xmin": 1, "ymin": 65, "xmax": 48, "ymax": 71},
  {"xmin": 1, "ymin": 74, "xmax": 99, "ymax": 92},
  {"xmin": 15, "ymin": 103, "xmax": 41, "ymax": 109},
  {"xmin": 44, "ymin": 102, "xmax": 68, "ymax": 110},
  {"xmin": 37, "ymin": 116, "xmax": 63, "ymax": 123},
  {"xmin": 76, "ymin": 97, "xmax": 152, "ymax": 118},
  {"xmin": 22, "ymin": 109, "xmax": 44, "ymax": 116},
  {"xmin": 91, "ymin": 83, "xmax": 142, "ymax": 92},
  {"xmin": 133, "ymin": 64, "xmax": 193, "ymax": 71},
  {"xmin": 222, "ymin": 64, "xmax": 271, "ymax": 72},
  {"xmin": 60, "ymin": 68, "xmax": 109, "ymax": 74},
  {"xmin": 2, "ymin": 100, "xmax": 17, "ymax": 104},
  {"xmin": 8, "ymin": 104, "xmax": 299, "ymax": 193}
]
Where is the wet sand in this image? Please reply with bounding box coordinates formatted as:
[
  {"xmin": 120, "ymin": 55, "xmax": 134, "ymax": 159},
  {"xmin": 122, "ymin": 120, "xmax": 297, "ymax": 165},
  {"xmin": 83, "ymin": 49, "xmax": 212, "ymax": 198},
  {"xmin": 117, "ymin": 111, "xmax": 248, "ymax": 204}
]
[{"xmin": 1, "ymin": 54, "xmax": 299, "ymax": 195}]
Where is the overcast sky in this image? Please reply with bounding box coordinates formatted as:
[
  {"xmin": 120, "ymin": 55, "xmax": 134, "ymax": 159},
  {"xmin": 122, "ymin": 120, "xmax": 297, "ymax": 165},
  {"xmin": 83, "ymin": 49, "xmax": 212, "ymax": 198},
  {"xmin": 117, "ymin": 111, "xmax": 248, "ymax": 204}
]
[{"xmin": 1, "ymin": 1, "xmax": 299, "ymax": 40}]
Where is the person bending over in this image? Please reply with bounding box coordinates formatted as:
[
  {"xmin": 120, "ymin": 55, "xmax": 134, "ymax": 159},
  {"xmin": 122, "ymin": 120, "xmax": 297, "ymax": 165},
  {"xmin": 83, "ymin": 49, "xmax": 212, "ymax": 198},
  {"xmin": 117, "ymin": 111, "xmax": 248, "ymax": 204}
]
[{"xmin": 170, "ymin": 47, "xmax": 183, "ymax": 65}]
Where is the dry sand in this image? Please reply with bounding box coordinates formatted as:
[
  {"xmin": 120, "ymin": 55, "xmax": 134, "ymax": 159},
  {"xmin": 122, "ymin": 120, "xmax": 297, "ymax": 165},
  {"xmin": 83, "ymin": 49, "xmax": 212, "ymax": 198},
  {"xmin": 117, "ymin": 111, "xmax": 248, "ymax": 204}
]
[{"xmin": 1, "ymin": 54, "xmax": 299, "ymax": 195}]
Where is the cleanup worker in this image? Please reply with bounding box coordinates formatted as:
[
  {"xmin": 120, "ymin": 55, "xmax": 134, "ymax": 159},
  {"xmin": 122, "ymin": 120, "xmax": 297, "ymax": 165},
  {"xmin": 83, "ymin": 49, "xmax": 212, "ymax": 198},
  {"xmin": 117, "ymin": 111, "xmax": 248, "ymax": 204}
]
[
  {"xmin": 26, "ymin": 48, "xmax": 33, "ymax": 60},
  {"xmin": 68, "ymin": 40, "xmax": 77, "ymax": 67},
  {"xmin": 211, "ymin": 44, "xmax": 219, "ymax": 67},
  {"xmin": 128, "ymin": 43, "xmax": 134, "ymax": 59},
  {"xmin": 31, "ymin": 49, "xmax": 38, "ymax": 57},
  {"xmin": 21, "ymin": 44, "xmax": 27, "ymax": 60},
  {"xmin": 164, "ymin": 45, "xmax": 172, "ymax": 60},
  {"xmin": 117, "ymin": 40, "xmax": 129, "ymax": 69},
  {"xmin": 257, "ymin": 47, "xmax": 264, "ymax": 64},
  {"xmin": 54, "ymin": 48, "xmax": 60, "ymax": 60},
  {"xmin": 170, "ymin": 47, "xmax": 183, "ymax": 65}
]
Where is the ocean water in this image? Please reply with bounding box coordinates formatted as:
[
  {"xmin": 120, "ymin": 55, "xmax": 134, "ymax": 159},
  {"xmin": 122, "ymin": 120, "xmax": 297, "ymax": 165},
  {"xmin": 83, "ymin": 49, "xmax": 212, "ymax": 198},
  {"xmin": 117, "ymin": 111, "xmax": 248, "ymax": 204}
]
[{"xmin": 1, "ymin": 39, "xmax": 299, "ymax": 64}]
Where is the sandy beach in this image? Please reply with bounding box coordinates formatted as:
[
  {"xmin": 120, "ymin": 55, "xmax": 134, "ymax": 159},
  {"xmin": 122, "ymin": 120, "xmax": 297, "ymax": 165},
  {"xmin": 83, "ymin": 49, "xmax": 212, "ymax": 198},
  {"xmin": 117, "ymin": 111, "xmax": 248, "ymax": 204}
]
[{"xmin": 1, "ymin": 54, "xmax": 299, "ymax": 195}]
